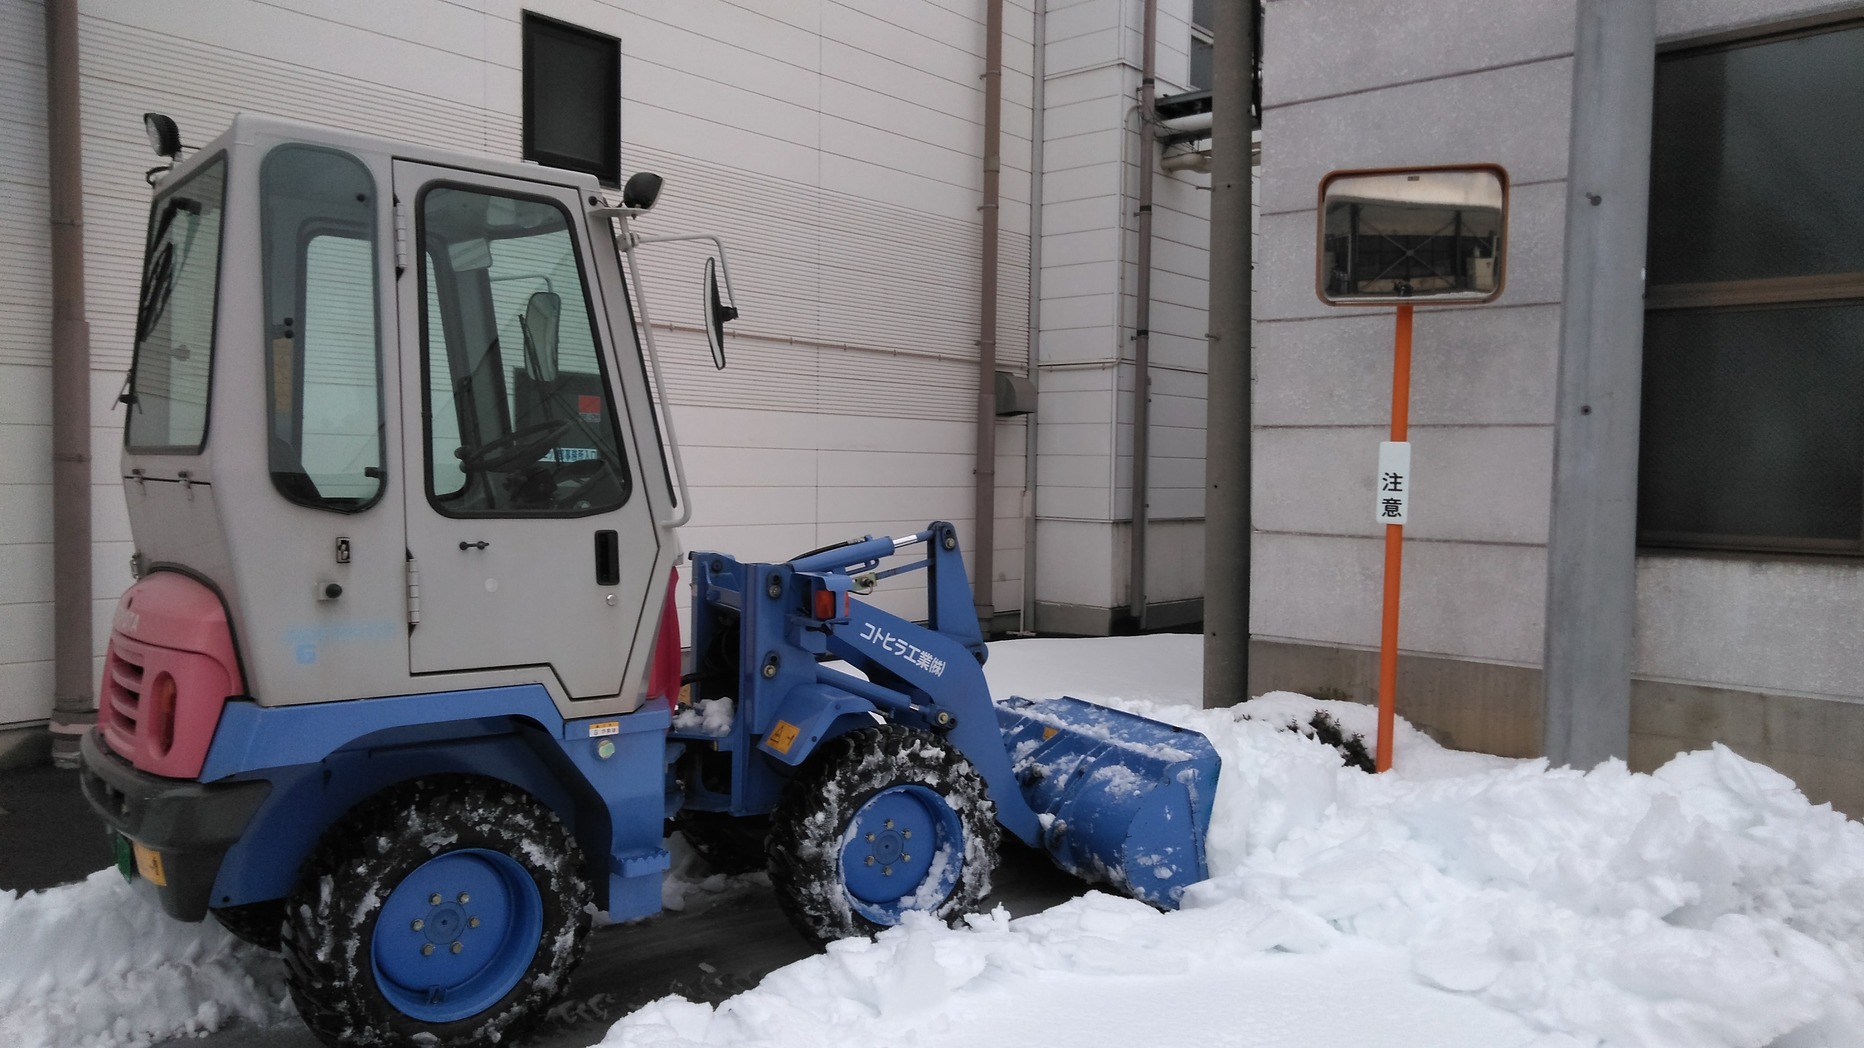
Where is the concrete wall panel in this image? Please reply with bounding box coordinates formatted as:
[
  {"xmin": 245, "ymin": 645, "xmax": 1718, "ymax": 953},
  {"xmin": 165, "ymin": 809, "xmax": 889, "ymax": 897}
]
[
  {"xmin": 1266, "ymin": 0, "xmax": 1576, "ymax": 107},
  {"xmin": 1637, "ymin": 556, "xmax": 1864, "ymax": 700},
  {"xmin": 1255, "ymin": 303, "xmax": 1562, "ymax": 428}
]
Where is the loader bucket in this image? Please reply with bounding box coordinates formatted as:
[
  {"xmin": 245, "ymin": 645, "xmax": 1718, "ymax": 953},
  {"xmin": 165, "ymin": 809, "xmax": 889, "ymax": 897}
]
[{"xmin": 996, "ymin": 696, "xmax": 1220, "ymax": 908}]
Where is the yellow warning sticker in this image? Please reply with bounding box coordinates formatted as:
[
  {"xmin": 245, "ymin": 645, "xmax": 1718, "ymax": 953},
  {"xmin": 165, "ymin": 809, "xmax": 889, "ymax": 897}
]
[
  {"xmin": 589, "ymin": 721, "xmax": 621, "ymax": 738},
  {"xmin": 1042, "ymin": 726, "xmax": 1059, "ymax": 741},
  {"xmin": 767, "ymin": 720, "xmax": 801, "ymax": 754},
  {"xmin": 133, "ymin": 841, "xmax": 168, "ymax": 887}
]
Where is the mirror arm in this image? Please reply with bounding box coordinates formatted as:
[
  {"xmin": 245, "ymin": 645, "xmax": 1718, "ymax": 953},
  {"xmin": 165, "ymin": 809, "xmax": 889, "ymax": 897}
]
[
  {"xmin": 623, "ymin": 232, "xmax": 740, "ymax": 306},
  {"xmin": 607, "ymin": 221, "xmax": 696, "ymax": 530}
]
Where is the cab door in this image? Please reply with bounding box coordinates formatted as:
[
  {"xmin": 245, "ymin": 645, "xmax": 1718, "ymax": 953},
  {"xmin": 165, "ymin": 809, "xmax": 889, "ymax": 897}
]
[{"xmin": 393, "ymin": 161, "xmax": 658, "ymax": 699}]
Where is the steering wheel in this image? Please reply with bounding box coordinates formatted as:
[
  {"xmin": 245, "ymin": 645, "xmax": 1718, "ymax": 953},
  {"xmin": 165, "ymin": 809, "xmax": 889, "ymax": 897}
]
[{"xmin": 457, "ymin": 419, "xmax": 571, "ymax": 473}]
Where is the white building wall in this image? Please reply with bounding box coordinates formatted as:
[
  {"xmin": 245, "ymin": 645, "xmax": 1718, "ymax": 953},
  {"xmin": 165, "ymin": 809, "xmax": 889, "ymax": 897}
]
[
  {"xmin": 1033, "ymin": 0, "xmax": 1211, "ymax": 630},
  {"xmin": 0, "ymin": 0, "xmax": 1048, "ymax": 732}
]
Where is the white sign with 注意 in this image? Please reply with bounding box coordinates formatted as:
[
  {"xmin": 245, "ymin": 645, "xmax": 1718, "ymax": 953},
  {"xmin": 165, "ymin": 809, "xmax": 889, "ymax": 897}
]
[{"xmin": 1376, "ymin": 441, "xmax": 1411, "ymax": 525}]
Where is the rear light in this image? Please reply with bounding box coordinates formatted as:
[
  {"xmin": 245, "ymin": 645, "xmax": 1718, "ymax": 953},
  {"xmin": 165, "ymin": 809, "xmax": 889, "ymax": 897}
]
[
  {"xmin": 813, "ymin": 587, "xmax": 836, "ymax": 620},
  {"xmin": 147, "ymin": 673, "xmax": 177, "ymax": 759},
  {"xmin": 645, "ymin": 567, "xmax": 683, "ymax": 708}
]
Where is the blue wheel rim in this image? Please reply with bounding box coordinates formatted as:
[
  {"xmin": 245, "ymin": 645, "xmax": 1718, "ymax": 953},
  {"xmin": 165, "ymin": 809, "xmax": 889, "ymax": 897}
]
[
  {"xmin": 840, "ymin": 784, "xmax": 963, "ymax": 924},
  {"xmin": 371, "ymin": 848, "xmax": 543, "ymax": 1023}
]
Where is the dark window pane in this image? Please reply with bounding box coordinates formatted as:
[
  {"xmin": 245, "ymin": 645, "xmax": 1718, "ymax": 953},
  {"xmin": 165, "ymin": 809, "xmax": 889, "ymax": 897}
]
[
  {"xmin": 523, "ymin": 16, "xmax": 620, "ymax": 185},
  {"xmin": 1648, "ymin": 24, "xmax": 1864, "ymax": 284},
  {"xmin": 1192, "ymin": 0, "xmax": 1212, "ymax": 32},
  {"xmin": 1639, "ymin": 305, "xmax": 1864, "ymax": 547},
  {"xmin": 1191, "ymin": 37, "xmax": 1213, "ymax": 91}
]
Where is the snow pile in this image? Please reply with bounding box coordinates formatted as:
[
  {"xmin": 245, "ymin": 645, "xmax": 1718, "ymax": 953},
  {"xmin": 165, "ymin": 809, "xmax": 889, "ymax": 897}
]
[
  {"xmin": 6, "ymin": 636, "xmax": 1864, "ymax": 1048},
  {"xmin": 604, "ymin": 636, "xmax": 1864, "ymax": 1048},
  {"xmin": 0, "ymin": 871, "xmax": 290, "ymax": 1048},
  {"xmin": 672, "ymin": 697, "xmax": 736, "ymax": 737}
]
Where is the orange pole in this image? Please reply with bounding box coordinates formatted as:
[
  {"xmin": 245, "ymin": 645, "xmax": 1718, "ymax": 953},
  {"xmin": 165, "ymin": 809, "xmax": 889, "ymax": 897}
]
[{"xmin": 1376, "ymin": 304, "xmax": 1413, "ymax": 773}]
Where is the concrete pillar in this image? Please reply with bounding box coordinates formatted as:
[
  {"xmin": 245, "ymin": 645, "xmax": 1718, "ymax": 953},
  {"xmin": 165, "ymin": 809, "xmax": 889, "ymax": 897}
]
[{"xmin": 1543, "ymin": 0, "xmax": 1655, "ymax": 768}]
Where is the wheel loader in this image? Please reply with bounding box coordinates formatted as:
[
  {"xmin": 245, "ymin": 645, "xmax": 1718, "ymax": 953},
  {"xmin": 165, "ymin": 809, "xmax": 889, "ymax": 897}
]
[{"xmin": 77, "ymin": 113, "xmax": 1221, "ymax": 1048}]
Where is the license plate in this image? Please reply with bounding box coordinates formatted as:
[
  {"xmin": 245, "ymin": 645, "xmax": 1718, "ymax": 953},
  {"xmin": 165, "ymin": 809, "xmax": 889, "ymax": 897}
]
[{"xmin": 132, "ymin": 841, "xmax": 168, "ymax": 887}]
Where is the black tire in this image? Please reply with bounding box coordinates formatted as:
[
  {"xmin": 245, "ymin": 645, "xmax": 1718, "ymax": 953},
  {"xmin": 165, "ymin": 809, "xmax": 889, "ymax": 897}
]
[
  {"xmin": 280, "ymin": 776, "xmax": 591, "ymax": 1048},
  {"xmin": 211, "ymin": 899, "xmax": 284, "ymax": 951},
  {"xmin": 767, "ymin": 725, "xmax": 999, "ymax": 945},
  {"xmin": 673, "ymin": 810, "xmax": 770, "ymax": 875}
]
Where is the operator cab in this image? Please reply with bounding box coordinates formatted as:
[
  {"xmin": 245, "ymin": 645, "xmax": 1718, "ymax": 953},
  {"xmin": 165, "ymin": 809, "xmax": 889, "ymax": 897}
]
[{"xmin": 114, "ymin": 114, "xmax": 734, "ymax": 741}]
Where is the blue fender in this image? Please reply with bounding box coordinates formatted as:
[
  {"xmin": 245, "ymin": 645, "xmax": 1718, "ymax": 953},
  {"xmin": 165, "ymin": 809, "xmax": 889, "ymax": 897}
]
[
  {"xmin": 756, "ymin": 683, "xmax": 880, "ymax": 766},
  {"xmin": 201, "ymin": 686, "xmax": 671, "ymax": 922}
]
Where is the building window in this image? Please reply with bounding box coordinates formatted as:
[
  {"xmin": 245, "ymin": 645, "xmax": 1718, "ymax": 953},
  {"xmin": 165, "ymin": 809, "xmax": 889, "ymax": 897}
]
[
  {"xmin": 1638, "ymin": 20, "xmax": 1864, "ymax": 555},
  {"xmin": 1189, "ymin": 0, "xmax": 1213, "ymax": 90},
  {"xmin": 522, "ymin": 13, "xmax": 620, "ymax": 186}
]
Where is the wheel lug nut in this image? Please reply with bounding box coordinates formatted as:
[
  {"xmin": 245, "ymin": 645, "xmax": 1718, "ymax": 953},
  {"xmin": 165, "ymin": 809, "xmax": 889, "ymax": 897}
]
[
  {"xmin": 469, "ymin": 917, "xmax": 481, "ymax": 928},
  {"xmin": 883, "ymin": 866, "xmax": 893, "ymax": 876},
  {"xmin": 865, "ymin": 856, "xmax": 875, "ymax": 866},
  {"xmin": 411, "ymin": 919, "xmax": 425, "ymax": 931},
  {"xmin": 451, "ymin": 941, "xmax": 464, "ymax": 954},
  {"xmin": 901, "ymin": 854, "xmax": 912, "ymax": 863},
  {"xmin": 422, "ymin": 944, "xmax": 435, "ymax": 956},
  {"xmin": 902, "ymin": 830, "xmax": 912, "ymax": 839},
  {"xmin": 865, "ymin": 833, "xmax": 875, "ymax": 842},
  {"xmin": 884, "ymin": 819, "xmax": 894, "ymax": 829},
  {"xmin": 429, "ymin": 893, "xmax": 442, "ymax": 905},
  {"xmin": 457, "ymin": 892, "xmax": 470, "ymax": 904}
]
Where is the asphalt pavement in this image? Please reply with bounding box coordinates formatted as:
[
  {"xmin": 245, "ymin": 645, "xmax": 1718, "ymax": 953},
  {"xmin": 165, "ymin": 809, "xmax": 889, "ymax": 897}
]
[
  {"xmin": 0, "ymin": 761, "xmax": 115, "ymax": 893},
  {"xmin": 0, "ymin": 759, "xmax": 1090, "ymax": 1047},
  {"xmin": 148, "ymin": 840, "xmax": 1087, "ymax": 1048}
]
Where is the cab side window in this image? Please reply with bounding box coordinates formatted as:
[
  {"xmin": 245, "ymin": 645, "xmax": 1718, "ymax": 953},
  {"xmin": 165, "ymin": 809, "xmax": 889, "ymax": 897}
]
[
  {"xmin": 260, "ymin": 145, "xmax": 384, "ymax": 510},
  {"xmin": 417, "ymin": 185, "xmax": 631, "ymax": 516}
]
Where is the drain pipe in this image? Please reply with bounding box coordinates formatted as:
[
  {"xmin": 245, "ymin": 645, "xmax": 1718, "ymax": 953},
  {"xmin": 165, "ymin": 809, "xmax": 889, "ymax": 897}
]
[
  {"xmin": 1021, "ymin": 0, "xmax": 1047, "ymax": 636},
  {"xmin": 44, "ymin": 0, "xmax": 94, "ymax": 767},
  {"xmin": 1126, "ymin": 0, "xmax": 1159, "ymax": 627},
  {"xmin": 972, "ymin": 0, "xmax": 1005, "ymax": 632}
]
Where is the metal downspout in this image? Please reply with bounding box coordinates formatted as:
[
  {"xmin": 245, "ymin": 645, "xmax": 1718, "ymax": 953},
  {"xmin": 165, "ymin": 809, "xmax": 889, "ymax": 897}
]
[
  {"xmin": 1021, "ymin": 0, "xmax": 1046, "ymax": 636},
  {"xmin": 45, "ymin": 0, "xmax": 94, "ymax": 767},
  {"xmin": 972, "ymin": 0, "xmax": 1005, "ymax": 631},
  {"xmin": 1127, "ymin": 0, "xmax": 1159, "ymax": 626}
]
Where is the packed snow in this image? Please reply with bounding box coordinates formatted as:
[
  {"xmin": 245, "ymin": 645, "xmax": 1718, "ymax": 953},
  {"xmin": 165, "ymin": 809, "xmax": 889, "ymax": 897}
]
[{"xmin": 4, "ymin": 634, "xmax": 1864, "ymax": 1048}]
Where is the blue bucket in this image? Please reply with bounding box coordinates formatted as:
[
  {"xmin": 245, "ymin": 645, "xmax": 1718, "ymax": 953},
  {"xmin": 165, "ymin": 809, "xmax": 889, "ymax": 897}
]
[{"xmin": 995, "ymin": 696, "xmax": 1220, "ymax": 908}]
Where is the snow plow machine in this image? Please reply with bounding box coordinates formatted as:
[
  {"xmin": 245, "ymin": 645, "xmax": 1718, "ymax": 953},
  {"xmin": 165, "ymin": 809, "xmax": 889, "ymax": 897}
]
[{"xmin": 76, "ymin": 114, "xmax": 1221, "ymax": 1048}]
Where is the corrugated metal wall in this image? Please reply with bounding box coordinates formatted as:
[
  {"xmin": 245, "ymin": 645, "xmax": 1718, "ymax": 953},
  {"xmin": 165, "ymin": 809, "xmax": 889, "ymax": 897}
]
[{"xmin": 0, "ymin": 0, "xmax": 1080, "ymax": 726}]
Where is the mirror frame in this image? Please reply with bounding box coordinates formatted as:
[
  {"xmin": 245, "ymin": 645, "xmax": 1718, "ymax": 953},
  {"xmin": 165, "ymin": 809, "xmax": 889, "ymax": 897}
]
[
  {"xmin": 1315, "ymin": 164, "xmax": 1510, "ymax": 307},
  {"xmin": 703, "ymin": 256, "xmax": 735, "ymax": 370}
]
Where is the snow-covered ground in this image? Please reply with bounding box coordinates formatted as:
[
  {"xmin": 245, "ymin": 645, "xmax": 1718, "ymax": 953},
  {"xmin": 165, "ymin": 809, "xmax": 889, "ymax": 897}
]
[{"xmin": 5, "ymin": 635, "xmax": 1863, "ymax": 1048}]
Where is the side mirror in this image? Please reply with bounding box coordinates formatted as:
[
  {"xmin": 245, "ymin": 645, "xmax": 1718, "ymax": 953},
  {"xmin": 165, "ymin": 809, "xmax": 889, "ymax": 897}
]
[
  {"xmin": 520, "ymin": 290, "xmax": 562, "ymax": 383},
  {"xmin": 703, "ymin": 257, "xmax": 737, "ymax": 371},
  {"xmin": 623, "ymin": 172, "xmax": 663, "ymax": 211},
  {"xmin": 1316, "ymin": 165, "xmax": 1508, "ymax": 305}
]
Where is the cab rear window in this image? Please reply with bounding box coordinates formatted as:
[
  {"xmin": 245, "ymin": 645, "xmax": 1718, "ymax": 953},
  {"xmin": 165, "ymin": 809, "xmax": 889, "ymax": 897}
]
[{"xmin": 126, "ymin": 156, "xmax": 227, "ymax": 453}]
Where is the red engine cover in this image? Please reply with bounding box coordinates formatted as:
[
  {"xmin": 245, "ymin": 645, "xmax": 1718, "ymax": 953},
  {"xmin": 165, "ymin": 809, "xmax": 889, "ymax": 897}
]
[{"xmin": 97, "ymin": 573, "xmax": 244, "ymax": 779}]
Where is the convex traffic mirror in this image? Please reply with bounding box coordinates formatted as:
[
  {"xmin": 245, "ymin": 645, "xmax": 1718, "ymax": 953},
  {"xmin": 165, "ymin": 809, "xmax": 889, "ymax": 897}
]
[{"xmin": 1316, "ymin": 165, "xmax": 1508, "ymax": 305}]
